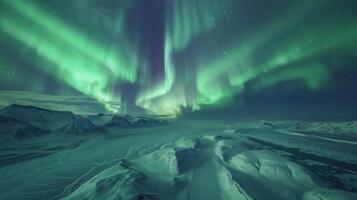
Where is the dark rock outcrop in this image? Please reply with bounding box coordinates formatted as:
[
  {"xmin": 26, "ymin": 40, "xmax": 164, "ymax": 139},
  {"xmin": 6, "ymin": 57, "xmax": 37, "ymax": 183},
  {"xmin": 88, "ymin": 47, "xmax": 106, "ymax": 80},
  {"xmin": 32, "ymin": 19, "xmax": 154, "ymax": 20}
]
[
  {"xmin": 104, "ymin": 115, "xmax": 134, "ymax": 128},
  {"xmin": 58, "ymin": 116, "xmax": 101, "ymax": 135}
]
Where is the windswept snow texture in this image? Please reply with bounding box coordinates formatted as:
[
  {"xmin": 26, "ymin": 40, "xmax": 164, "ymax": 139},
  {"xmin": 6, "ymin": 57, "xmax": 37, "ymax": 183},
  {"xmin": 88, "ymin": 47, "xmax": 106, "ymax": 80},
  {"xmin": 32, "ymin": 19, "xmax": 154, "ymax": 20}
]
[
  {"xmin": 59, "ymin": 133, "xmax": 356, "ymax": 200},
  {"xmin": 0, "ymin": 114, "xmax": 357, "ymax": 200}
]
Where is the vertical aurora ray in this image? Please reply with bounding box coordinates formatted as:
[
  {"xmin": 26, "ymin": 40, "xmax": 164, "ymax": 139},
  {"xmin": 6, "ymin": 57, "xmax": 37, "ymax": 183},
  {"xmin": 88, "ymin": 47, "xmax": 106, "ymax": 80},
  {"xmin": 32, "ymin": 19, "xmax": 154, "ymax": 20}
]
[
  {"xmin": 1, "ymin": 0, "xmax": 356, "ymax": 116},
  {"xmin": 227, "ymin": 12, "xmax": 357, "ymax": 90},
  {"xmin": 136, "ymin": 0, "xmax": 231, "ymax": 115},
  {"xmin": 4, "ymin": 0, "xmax": 138, "ymax": 82},
  {"xmin": 195, "ymin": 1, "xmax": 326, "ymax": 104},
  {"xmin": 135, "ymin": 0, "xmax": 357, "ymax": 116},
  {"xmin": 0, "ymin": 18, "xmax": 116, "ymax": 111},
  {"xmin": 0, "ymin": 0, "xmax": 140, "ymax": 113}
]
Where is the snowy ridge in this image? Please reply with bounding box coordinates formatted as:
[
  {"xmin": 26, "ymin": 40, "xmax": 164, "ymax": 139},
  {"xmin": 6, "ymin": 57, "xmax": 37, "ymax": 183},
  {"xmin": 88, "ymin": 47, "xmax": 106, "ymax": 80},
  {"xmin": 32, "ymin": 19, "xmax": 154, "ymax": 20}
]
[
  {"xmin": 57, "ymin": 116, "xmax": 102, "ymax": 135},
  {"xmin": 0, "ymin": 105, "xmax": 99, "ymax": 139},
  {"xmin": 103, "ymin": 115, "xmax": 134, "ymax": 128},
  {"xmin": 96, "ymin": 114, "xmax": 167, "ymax": 128},
  {"xmin": 290, "ymin": 121, "xmax": 357, "ymax": 137},
  {"xmin": 0, "ymin": 104, "xmax": 74, "ymax": 131},
  {"xmin": 0, "ymin": 116, "xmax": 47, "ymax": 140},
  {"xmin": 0, "ymin": 104, "xmax": 168, "ymax": 140}
]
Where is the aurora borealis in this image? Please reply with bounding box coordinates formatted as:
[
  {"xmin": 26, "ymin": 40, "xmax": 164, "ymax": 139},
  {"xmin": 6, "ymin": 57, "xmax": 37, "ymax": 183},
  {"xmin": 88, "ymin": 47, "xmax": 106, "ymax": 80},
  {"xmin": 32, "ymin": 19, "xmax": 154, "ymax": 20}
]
[{"xmin": 1, "ymin": 0, "xmax": 357, "ymax": 118}]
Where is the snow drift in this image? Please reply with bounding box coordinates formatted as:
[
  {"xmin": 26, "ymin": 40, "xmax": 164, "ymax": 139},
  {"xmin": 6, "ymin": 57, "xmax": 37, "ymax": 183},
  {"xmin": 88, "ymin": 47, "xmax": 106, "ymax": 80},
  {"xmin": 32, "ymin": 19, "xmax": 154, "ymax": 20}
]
[{"xmin": 60, "ymin": 132, "xmax": 357, "ymax": 200}]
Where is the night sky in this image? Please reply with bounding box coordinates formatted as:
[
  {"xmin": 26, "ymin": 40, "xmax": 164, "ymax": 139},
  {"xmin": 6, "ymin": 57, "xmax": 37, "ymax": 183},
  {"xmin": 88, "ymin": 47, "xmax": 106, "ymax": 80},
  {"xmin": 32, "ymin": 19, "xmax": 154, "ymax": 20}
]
[{"xmin": 0, "ymin": 0, "xmax": 357, "ymax": 119}]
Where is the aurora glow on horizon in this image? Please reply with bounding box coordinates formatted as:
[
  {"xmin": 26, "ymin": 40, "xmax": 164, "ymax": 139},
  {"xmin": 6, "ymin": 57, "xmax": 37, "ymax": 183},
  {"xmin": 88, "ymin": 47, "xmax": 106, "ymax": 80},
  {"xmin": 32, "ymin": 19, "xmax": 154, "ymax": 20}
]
[{"xmin": 1, "ymin": 0, "xmax": 357, "ymax": 117}]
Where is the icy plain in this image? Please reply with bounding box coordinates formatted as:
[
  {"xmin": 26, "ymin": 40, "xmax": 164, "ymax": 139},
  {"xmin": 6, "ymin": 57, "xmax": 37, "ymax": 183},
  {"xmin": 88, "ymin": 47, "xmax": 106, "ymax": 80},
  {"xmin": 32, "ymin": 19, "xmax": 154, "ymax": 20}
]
[{"xmin": 0, "ymin": 106, "xmax": 356, "ymax": 200}]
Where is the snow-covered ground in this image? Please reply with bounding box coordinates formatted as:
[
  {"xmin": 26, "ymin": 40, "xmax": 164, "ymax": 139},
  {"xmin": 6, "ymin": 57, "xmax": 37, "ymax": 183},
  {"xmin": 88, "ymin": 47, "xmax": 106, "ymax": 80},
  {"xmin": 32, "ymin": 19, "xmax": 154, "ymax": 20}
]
[{"xmin": 0, "ymin": 106, "xmax": 357, "ymax": 200}]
